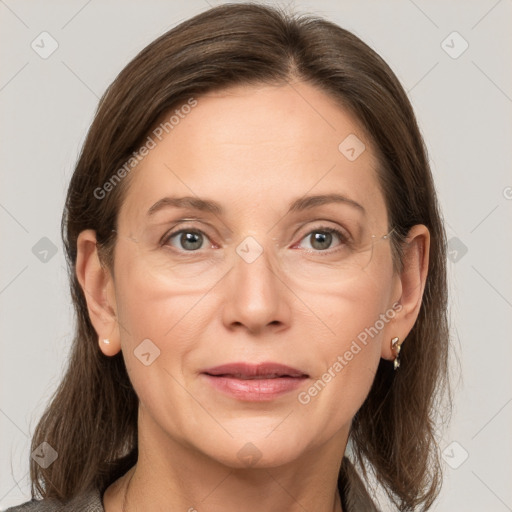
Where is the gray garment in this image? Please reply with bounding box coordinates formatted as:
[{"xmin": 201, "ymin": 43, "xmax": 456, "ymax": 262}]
[
  {"xmin": 5, "ymin": 489, "xmax": 102, "ymax": 512},
  {"xmin": 6, "ymin": 458, "xmax": 380, "ymax": 511}
]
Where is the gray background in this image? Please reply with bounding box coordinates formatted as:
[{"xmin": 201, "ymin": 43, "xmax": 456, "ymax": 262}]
[{"xmin": 1, "ymin": 0, "xmax": 511, "ymax": 510}]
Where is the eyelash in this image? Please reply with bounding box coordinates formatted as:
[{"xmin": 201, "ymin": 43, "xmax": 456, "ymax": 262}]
[{"xmin": 160, "ymin": 225, "xmax": 350, "ymax": 255}]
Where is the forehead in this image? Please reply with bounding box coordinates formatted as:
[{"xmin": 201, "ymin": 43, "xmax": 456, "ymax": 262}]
[{"xmin": 118, "ymin": 82, "xmax": 387, "ymax": 228}]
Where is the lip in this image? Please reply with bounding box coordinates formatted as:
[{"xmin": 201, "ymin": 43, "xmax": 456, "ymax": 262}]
[{"xmin": 201, "ymin": 362, "xmax": 309, "ymax": 401}]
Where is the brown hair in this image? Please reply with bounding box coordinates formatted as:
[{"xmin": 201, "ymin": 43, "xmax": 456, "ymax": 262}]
[{"xmin": 29, "ymin": 3, "xmax": 449, "ymax": 510}]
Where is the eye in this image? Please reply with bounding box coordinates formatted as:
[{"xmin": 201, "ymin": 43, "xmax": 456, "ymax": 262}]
[
  {"xmin": 163, "ymin": 229, "xmax": 210, "ymax": 251},
  {"xmin": 296, "ymin": 226, "xmax": 348, "ymax": 252},
  {"xmin": 161, "ymin": 226, "xmax": 348, "ymax": 253}
]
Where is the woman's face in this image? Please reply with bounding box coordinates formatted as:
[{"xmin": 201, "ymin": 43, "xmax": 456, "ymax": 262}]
[{"xmin": 108, "ymin": 82, "xmax": 402, "ymax": 468}]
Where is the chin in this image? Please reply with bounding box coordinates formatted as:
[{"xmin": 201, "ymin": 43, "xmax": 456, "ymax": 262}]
[{"xmin": 190, "ymin": 428, "xmax": 313, "ymax": 470}]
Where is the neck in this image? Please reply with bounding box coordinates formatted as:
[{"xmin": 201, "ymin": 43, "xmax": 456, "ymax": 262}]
[
  {"xmin": 106, "ymin": 408, "xmax": 348, "ymax": 512},
  {"xmin": 121, "ymin": 465, "xmax": 343, "ymax": 512}
]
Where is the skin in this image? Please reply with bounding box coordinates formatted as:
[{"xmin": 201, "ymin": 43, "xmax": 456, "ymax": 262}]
[{"xmin": 76, "ymin": 81, "xmax": 429, "ymax": 512}]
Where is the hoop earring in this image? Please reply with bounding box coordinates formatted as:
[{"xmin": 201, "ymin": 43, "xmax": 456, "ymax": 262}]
[{"xmin": 391, "ymin": 337, "xmax": 401, "ymax": 370}]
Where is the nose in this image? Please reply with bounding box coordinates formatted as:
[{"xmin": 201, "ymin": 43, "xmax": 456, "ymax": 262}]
[{"xmin": 221, "ymin": 240, "xmax": 291, "ymax": 335}]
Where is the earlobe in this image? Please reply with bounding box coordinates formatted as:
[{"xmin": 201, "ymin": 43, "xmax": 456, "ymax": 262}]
[
  {"xmin": 380, "ymin": 224, "xmax": 430, "ymax": 362},
  {"xmin": 100, "ymin": 336, "xmax": 120, "ymax": 357},
  {"xmin": 75, "ymin": 229, "xmax": 121, "ymax": 356}
]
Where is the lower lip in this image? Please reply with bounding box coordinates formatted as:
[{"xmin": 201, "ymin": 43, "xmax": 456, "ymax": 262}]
[{"xmin": 202, "ymin": 374, "xmax": 307, "ymax": 401}]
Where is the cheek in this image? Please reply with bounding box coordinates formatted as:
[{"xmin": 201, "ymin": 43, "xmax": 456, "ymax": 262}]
[
  {"xmin": 113, "ymin": 253, "xmax": 218, "ymax": 393},
  {"xmin": 296, "ymin": 270, "xmax": 394, "ymax": 415},
  {"xmin": 114, "ymin": 248, "xmax": 215, "ymax": 339},
  {"xmin": 113, "ymin": 258, "xmax": 220, "ymax": 433},
  {"xmin": 297, "ymin": 259, "xmax": 394, "ymax": 344}
]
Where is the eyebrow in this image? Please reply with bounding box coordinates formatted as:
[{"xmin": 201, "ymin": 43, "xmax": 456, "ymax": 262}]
[
  {"xmin": 147, "ymin": 196, "xmax": 223, "ymax": 216},
  {"xmin": 146, "ymin": 193, "xmax": 365, "ymax": 217}
]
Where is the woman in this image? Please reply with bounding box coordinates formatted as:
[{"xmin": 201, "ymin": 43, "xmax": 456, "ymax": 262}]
[{"xmin": 8, "ymin": 3, "xmax": 449, "ymax": 511}]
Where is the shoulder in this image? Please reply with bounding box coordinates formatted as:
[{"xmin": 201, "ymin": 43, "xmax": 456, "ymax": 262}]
[{"xmin": 5, "ymin": 488, "xmax": 104, "ymax": 512}]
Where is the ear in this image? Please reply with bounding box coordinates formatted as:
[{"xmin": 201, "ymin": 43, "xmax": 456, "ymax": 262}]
[
  {"xmin": 381, "ymin": 224, "xmax": 430, "ymax": 360},
  {"xmin": 75, "ymin": 229, "xmax": 121, "ymax": 356}
]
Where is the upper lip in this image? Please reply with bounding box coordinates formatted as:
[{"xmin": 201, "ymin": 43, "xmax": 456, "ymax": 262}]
[{"xmin": 202, "ymin": 362, "xmax": 308, "ymax": 379}]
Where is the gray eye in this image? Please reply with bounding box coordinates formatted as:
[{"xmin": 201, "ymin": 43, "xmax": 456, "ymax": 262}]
[
  {"xmin": 168, "ymin": 231, "xmax": 206, "ymax": 251},
  {"xmin": 309, "ymin": 231, "xmax": 333, "ymax": 250}
]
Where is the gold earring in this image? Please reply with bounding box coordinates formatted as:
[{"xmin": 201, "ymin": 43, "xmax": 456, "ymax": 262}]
[
  {"xmin": 102, "ymin": 338, "xmax": 110, "ymax": 345},
  {"xmin": 391, "ymin": 337, "xmax": 401, "ymax": 370}
]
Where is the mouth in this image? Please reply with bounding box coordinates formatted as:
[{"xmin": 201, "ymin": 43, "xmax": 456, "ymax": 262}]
[
  {"xmin": 202, "ymin": 362, "xmax": 309, "ymax": 379},
  {"xmin": 201, "ymin": 362, "xmax": 309, "ymax": 401}
]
